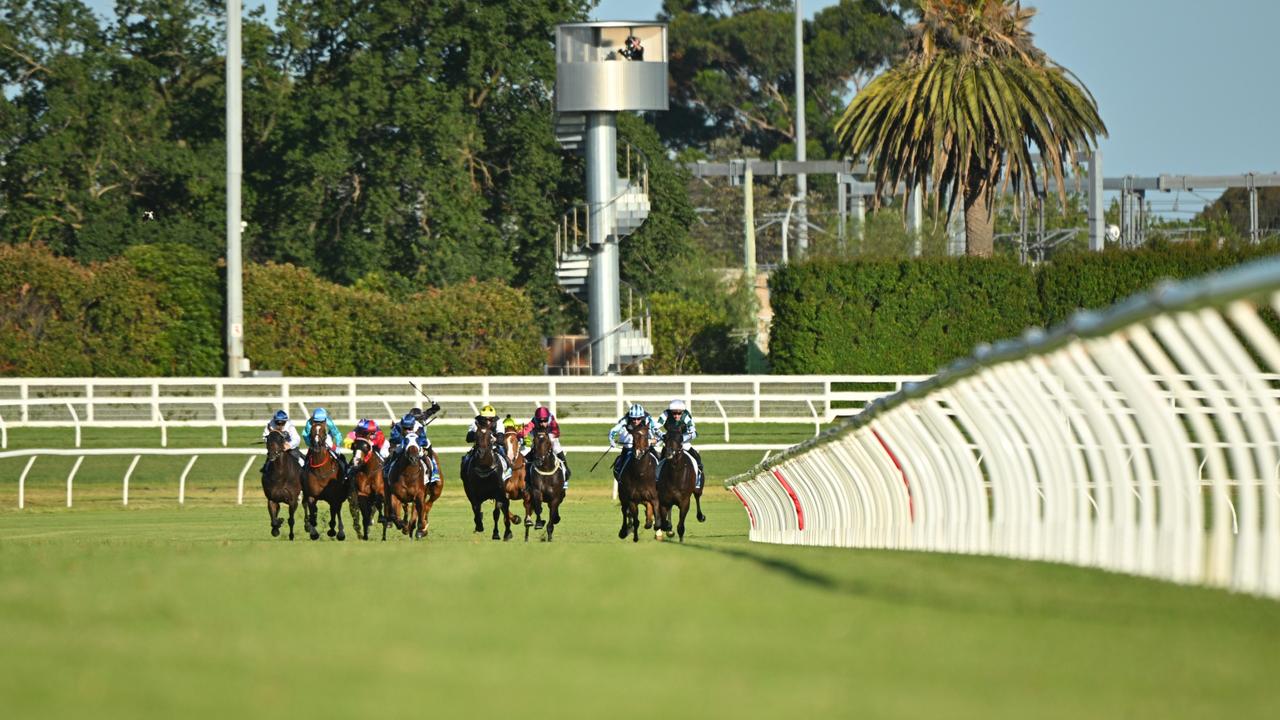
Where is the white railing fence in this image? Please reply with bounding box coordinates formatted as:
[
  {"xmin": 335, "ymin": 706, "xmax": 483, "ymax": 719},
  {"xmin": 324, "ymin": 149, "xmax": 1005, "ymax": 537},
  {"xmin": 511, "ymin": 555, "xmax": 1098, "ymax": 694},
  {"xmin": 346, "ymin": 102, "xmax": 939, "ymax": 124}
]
[
  {"xmin": 727, "ymin": 258, "xmax": 1280, "ymax": 599},
  {"xmin": 0, "ymin": 375, "xmax": 925, "ymax": 449}
]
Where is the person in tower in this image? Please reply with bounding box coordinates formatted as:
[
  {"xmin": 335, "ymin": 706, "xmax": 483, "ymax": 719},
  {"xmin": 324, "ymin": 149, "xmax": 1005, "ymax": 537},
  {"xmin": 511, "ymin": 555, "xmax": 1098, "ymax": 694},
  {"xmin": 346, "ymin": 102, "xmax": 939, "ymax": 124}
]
[{"xmin": 518, "ymin": 406, "xmax": 570, "ymax": 487}]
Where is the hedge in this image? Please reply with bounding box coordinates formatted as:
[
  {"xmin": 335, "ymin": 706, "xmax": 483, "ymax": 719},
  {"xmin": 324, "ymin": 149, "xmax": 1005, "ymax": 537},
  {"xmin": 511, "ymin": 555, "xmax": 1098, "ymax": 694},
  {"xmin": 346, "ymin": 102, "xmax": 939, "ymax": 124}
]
[
  {"xmin": 770, "ymin": 242, "xmax": 1280, "ymax": 375},
  {"xmin": 0, "ymin": 244, "xmax": 544, "ymax": 376}
]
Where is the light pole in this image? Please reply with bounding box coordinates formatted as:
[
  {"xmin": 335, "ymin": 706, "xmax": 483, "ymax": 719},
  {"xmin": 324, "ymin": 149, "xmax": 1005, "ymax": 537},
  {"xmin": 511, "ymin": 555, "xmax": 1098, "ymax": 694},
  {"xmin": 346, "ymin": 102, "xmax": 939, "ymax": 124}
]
[
  {"xmin": 794, "ymin": 0, "xmax": 808, "ymax": 258},
  {"xmin": 225, "ymin": 0, "xmax": 245, "ymax": 377}
]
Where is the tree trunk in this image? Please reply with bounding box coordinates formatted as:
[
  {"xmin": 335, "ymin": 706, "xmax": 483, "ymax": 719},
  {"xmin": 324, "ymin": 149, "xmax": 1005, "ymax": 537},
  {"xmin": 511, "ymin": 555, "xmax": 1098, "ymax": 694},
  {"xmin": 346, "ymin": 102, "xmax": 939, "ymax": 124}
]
[{"xmin": 964, "ymin": 188, "xmax": 995, "ymax": 257}]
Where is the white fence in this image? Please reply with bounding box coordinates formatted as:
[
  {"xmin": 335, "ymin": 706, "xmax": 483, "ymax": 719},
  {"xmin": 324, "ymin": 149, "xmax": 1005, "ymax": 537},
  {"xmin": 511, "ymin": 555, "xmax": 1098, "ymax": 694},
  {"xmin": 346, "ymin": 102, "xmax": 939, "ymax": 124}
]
[
  {"xmin": 727, "ymin": 258, "xmax": 1280, "ymax": 599},
  {"xmin": 0, "ymin": 374, "xmax": 925, "ymax": 448}
]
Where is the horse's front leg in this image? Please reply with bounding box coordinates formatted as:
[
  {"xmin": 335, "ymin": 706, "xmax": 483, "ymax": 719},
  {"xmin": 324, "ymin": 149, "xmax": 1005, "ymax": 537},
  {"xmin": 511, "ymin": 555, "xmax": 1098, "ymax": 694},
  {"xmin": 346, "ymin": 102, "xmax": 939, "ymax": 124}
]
[
  {"xmin": 286, "ymin": 498, "xmax": 298, "ymax": 541},
  {"xmin": 643, "ymin": 499, "xmax": 655, "ymax": 530},
  {"xmin": 414, "ymin": 497, "xmax": 426, "ymax": 540},
  {"xmin": 618, "ymin": 499, "xmax": 630, "ymax": 540},
  {"xmin": 501, "ymin": 497, "xmax": 513, "ymax": 541},
  {"xmin": 491, "ymin": 501, "xmax": 501, "ymax": 541},
  {"xmin": 268, "ymin": 499, "xmax": 282, "ymax": 537},
  {"xmin": 471, "ymin": 498, "xmax": 485, "ymax": 534},
  {"xmin": 333, "ymin": 500, "xmax": 346, "ymax": 542},
  {"xmin": 306, "ymin": 498, "xmax": 321, "ymax": 541},
  {"xmin": 677, "ymin": 498, "xmax": 691, "ymax": 543}
]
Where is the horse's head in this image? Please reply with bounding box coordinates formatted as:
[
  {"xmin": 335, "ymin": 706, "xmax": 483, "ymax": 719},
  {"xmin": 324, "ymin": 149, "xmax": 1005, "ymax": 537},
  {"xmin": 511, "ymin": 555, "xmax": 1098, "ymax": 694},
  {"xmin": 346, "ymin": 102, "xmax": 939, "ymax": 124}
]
[
  {"xmin": 629, "ymin": 421, "xmax": 650, "ymax": 453},
  {"xmin": 406, "ymin": 441, "xmax": 421, "ymax": 460},
  {"xmin": 532, "ymin": 429, "xmax": 555, "ymax": 466},
  {"xmin": 473, "ymin": 416, "xmax": 496, "ymax": 465},
  {"xmin": 308, "ymin": 421, "xmax": 327, "ymax": 455},
  {"xmin": 266, "ymin": 430, "xmax": 286, "ymax": 461},
  {"xmin": 350, "ymin": 437, "xmax": 371, "ymax": 468},
  {"xmin": 662, "ymin": 428, "xmax": 683, "ymax": 461},
  {"xmin": 503, "ymin": 428, "xmax": 521, "ymax": 462}
]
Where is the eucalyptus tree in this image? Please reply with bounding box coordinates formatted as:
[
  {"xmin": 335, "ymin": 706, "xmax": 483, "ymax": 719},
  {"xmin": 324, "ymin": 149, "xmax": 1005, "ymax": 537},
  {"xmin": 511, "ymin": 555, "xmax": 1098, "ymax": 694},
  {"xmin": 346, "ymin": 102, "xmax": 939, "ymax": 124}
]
[{"xmin": 835, "ymin": 0, "xmax": 1106, "ymax": 255}]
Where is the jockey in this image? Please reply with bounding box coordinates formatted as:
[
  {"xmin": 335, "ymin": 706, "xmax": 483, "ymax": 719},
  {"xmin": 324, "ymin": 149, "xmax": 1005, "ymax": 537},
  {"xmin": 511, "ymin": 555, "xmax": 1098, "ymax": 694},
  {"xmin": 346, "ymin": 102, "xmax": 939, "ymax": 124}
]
[
  {"xmin": 518, "ymin": 406, "xmax": 570, "ymax": 486},
  {"xmin": 388, "ymin": 403, "xmax": 442, "ymax": 483},
  {"xmin": 462, "ymin": 404, "xmax": 511, "ymax": 480},
  {"xmin": 343, "ymin": 418, "xmax": 389, "ymax": 460},
  {"xmin": 260, "ymin": 409, "xmax": 303, "ymax": 476},
  {"xmin": 657, "ymin": 399, "xmax": 705, "ymax": 488},
  {"xmin": 302, "ymin": 407, "xmax": 349, "ymax": 477},
  {"xmin": 608, "ymin": 403, "xmax": 661, "ymax": 481}
]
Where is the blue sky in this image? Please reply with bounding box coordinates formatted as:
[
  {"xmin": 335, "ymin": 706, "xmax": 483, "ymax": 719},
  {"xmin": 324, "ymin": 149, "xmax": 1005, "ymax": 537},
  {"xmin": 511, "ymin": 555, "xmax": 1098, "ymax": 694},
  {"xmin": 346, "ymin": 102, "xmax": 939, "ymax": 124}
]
[{"xmin": 84, "ymin": 1, "xmax": 1278, "ymax": 181}]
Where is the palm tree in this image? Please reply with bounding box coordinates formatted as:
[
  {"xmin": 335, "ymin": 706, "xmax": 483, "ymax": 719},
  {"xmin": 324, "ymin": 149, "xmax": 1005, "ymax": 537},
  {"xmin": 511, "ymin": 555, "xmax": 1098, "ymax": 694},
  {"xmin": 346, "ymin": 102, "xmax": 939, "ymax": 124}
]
[{"xmin": 835, "ymin": 0, "xmax": 1106, "ymax": 256}]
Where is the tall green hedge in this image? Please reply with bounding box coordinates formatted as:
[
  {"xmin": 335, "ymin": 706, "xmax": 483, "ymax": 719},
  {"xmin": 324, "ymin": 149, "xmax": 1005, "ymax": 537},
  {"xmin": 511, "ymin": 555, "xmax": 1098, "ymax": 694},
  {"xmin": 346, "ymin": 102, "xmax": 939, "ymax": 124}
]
[
  {"xmin": 770, "ymin": 243, "xmax": 1280, "ymax": 374},
  {"xmin": 0, "ymin": 244, "xmax": 544, "ymax": 377}
]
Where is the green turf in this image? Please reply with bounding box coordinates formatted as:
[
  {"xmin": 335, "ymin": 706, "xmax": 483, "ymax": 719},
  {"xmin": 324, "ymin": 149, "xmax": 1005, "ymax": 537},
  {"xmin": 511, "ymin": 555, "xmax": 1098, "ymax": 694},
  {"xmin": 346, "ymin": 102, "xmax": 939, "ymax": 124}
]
[{"xmin": 2, "ymin": 430, "xmax": 1279, "ymax": 718}]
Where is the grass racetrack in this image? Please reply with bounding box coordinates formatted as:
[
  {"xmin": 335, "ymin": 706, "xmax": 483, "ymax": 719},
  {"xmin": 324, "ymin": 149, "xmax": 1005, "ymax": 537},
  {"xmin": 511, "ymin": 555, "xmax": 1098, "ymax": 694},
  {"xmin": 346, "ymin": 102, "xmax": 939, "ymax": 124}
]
[{"xmin": 3, "ymin": 427, "xmax": 1280, "ymax": 718}]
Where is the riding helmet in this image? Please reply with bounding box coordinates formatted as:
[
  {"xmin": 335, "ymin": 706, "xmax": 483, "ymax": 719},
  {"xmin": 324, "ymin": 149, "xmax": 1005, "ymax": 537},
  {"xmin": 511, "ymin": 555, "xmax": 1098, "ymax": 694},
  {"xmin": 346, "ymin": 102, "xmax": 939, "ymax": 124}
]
[
  {"xmin": 534, "ymin": 406, "xmax": 551, "ymax": 421},
  {"xmin": 312, "ymin": 408, "xmax": 329, "ymax": 423},
  {"xmin": 272, "ymin": 409, "xmax": 289, "ymax": 425},
  {"xmin": 356, "ymin": 419, "xmax": 371, "ymax": 433},
  {"xmin": 480, "ymin": 404, "xmax": 497, "ymax": 418},
  {"xmin": 668, "ymin": 399, "xmax": 687, "ymax": 413},
  {"xmin": 400, "ymin": 413, "xmax": 417, "ymax": 429},
  {"xmin": 627, "ymin": 403, "xmax": 646, "ymax": 419}
]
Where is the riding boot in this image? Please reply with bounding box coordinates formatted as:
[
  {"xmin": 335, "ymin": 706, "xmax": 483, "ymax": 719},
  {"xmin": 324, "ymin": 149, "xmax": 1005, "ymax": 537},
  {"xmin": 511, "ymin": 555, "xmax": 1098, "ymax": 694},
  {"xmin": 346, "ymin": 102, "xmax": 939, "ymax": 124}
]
[
  {"xmin": 427, "ymin": 449, "xmax": 441, "ymax": 483},
  {"xmin": 557, "ymin": 451, "xmax": 570, "ymax": 488}
]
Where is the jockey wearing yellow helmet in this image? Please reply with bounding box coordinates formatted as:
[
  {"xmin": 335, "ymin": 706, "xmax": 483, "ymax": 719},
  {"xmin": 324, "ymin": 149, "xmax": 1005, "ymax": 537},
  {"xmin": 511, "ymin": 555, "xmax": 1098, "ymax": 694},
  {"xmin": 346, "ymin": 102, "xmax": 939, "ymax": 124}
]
[{"xmin": 462, "ymin": 403, "xmax": 511, "ymax": 480}]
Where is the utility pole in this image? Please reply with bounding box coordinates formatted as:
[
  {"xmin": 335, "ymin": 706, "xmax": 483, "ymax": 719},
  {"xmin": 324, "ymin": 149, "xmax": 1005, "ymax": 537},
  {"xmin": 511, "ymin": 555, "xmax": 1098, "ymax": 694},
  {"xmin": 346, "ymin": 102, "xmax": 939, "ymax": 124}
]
[
  {"xmin": 225, "ymin": 0, "xmax": 245, "ymax": 377},
  {"xmin": 794, "ymin": 0, "xmax": 808, "ymax": 258}
]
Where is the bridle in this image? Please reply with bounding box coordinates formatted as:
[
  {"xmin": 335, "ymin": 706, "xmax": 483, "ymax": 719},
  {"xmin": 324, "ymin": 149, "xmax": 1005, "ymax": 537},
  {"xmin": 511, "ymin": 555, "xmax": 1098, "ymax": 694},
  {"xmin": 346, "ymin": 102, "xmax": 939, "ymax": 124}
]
[
  {"xmin": 472, "ymin": 418, "xmax": 498, "ymax": 476},
  {"xmin": 308, "ymin": 423, "xmax": 330, "ymax": 468},
  {"xmin": 266, "ymin": 429, "xmax": 285, "ymax": 463},
  {"xmin": 531, "ymin": 430, "xmax": 558, "ymax": 476}
]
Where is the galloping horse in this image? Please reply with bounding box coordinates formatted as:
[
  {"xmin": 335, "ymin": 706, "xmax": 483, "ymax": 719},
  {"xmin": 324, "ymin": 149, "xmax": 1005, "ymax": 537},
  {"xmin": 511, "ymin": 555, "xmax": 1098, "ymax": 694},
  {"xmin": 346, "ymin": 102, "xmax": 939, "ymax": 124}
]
[
  {"xmin": 461, "ymin": 415, "xmax": 513, "ymax": 541},
  {"xmin": 262, "ymin": 430, "xmax": 302, "ymax": 540},
  {"xmin": 384, "ymin": 443, "xmax": 426, "ymax": 540},
  {"xmin": 347, "ymin": 438, "xmax": 385, "ymax": 541},
  {"xmin": 656, "ymin": 428, "xmax": 698, "ymax": 542},
  {"xmin": 523, "ymin": 429, "xmax": 566, "ymax": 542},
  {"xmin": 617, "ymin": 422, "xmax": 659, "ymax": 542},
  {"xmin": 502, "ymin": 425, "xmax": 526, "ymax": 525},
  {"xmin": 301, "ymin": 421, "xmax": 347, "ymax": 541}
]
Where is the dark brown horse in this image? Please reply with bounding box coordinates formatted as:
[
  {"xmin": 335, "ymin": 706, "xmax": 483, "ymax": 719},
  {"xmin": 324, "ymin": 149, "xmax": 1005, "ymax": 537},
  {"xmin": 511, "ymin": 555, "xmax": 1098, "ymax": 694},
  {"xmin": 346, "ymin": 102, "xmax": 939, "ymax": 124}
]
[
  {"xmin": 262, "ymin": 430, "xmax": 302, "ymax": 540},
  {"xmin": 384, "ymin": 443, "xmax": 426, "ymax": 540},
  {"xmin": 461, "ymin": 415, "xmax": 513, "ymax": 541},
  {"xmin": 617, "ymin": 423, "xmax": 659, "ymax": 543},
  {"xmin": 524, "ymin": 429, "xmax": 566, "ymax": 542},
  {"xmin": 657, "ymin": 428, "xmax": 698, "ymax": 542},
  {"xmin": 302, "ymin": 421, "xmax": 347, "ymax": 541},
  {"xmin": 347, "ymin": 438, "xmax": 384, "ymax": 541},
  {"xmin": 502, "ymin": 426, "xmax": 526, "ymax": 525}
]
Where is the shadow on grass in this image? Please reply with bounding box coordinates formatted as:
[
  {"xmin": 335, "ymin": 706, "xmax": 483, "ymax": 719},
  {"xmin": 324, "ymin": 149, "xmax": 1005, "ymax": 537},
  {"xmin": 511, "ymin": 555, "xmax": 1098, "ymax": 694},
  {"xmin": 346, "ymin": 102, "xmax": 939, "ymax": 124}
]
[{"xmin": 675, "ymin": 540, "xmax": 852, "ymax": 595}]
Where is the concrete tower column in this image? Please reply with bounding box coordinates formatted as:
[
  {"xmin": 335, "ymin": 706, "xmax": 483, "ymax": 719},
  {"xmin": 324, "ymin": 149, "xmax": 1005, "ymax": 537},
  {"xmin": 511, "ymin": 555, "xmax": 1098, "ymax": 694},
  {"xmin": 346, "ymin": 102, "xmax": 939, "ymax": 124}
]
[{"xmin": 586, "ymin": 113, "xmax": 620, "ymax": 375}]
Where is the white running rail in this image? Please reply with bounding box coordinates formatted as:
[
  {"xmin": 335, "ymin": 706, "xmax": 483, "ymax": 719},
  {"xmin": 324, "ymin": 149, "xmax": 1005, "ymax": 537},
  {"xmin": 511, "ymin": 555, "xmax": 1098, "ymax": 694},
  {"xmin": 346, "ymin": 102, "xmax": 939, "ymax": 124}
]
[
  {"xmin": 727, "ymin": 258, "xmax": 1280, "ymax": 599},
  {"xmin": 0, "ymin": 375, "xmax": 925, "ymax": 449}
]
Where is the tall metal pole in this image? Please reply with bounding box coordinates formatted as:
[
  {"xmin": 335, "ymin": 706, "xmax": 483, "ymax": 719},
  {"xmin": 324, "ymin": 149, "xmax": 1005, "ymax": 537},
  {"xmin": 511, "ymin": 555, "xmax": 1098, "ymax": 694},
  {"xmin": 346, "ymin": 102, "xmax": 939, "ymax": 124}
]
[
  {"xmin": 585, "ymin": 112, "xmax": 620, "ymax": 375},
  {"xmin": 794, "ymin": 0, "xmax": 808, "ymax": 258},
  {"xmin": 225, "ymin": 0, "xmax": 245, "ymax": 378},
  {"xmin": 744, "ymin": 163, "xmax": 756, "ymax": 280},
  {"xmin": 1087, "ymin": 150, "xmax": 1103, "ymax": 251}
]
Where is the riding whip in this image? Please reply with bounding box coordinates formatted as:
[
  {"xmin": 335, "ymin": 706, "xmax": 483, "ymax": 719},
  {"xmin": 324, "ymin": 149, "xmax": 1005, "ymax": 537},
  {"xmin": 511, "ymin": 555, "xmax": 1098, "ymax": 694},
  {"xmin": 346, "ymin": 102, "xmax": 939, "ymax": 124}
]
[{"xmin": 588, "ymin": 445, "xmax": 614, "ymax": 473}]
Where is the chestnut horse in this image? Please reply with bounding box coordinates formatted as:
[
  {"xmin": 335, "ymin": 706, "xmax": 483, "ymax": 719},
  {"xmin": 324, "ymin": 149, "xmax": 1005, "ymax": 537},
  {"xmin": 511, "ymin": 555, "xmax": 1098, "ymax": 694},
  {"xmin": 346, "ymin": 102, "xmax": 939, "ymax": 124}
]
[
  {"xmin": 617, "ymin": 423, "xmax": 659, "ymax": 543},
  {"xmin": 347, "ymin": 438, "xmax": 384, "ymax": 541},
  {"xmin": 523, "ymin": 429, "xmax": 566, "ymax": 542},
  {"xmin": 262, "ymin": 430, "xmax": 302, "ymax": 540},
  {"xmin": 656, "ymin": 428, "xmax": 698, "ymax": 542},
  {"xmin": 384, "ymin": 443, "xmax": 425, "ymax": 540},
  {"xmin": 461, "ymin": 415, "xmax": 512, "ymax": 541},
  {"xmin": 502, "ymin": 426, "xmax": 526, "ymax": 524},
  {"xmin": 302, "ymin": 421, "xmax": 347, "ymax": 541}
]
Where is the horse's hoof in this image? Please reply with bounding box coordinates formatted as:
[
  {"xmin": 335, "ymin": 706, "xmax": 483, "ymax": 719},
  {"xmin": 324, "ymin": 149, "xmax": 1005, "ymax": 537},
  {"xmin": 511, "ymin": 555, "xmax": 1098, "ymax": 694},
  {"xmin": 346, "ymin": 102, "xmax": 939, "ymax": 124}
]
[
  {"xmin": 697, "ymin": 513, "xmax": 706, "ymax": 523},
  {"xmin": 534, "ymin": 520, "xmax": 545, "ymax": 530},
  {"xmin": 327, "ymin": 529, "xmax": 336, "ymax": 538},
  {"xmin": 491, "ymin": 533, "xmax": 500, "ymax": 541},
  {"xmin": 656, "ymin": 530, "xmax": 665, "ymax": 541},
  {"xmin": 310, "ymin": 531, "xmax": 320, "ymax": 540},
  {"xmin": 632, "ymin": 533, "xmax": 639, "ymax": 543},
  {"xmin": 643, "ymin": 520, "xmax": 653, "ymax": 529},
  {"xmin": 504, "ymin": 531, "xmax": 513, "ymax": 541},
  {"xmin": 337, "ymin": 531, "xmax": 346, "ymax": 541},
  {"xmin": 288, "ymin": 533, "xmax": 295, "ymax": 541},
  {"xmin": 271, "ymin": 527, "xmax": 281, "ymax": 537},
  {"xmin": 415, "ymin": 530, "xmax": 425, "ymax": 539},
  {"xmin": 618, "ymin": 528, "xmax": 628, "ymax": 540}
]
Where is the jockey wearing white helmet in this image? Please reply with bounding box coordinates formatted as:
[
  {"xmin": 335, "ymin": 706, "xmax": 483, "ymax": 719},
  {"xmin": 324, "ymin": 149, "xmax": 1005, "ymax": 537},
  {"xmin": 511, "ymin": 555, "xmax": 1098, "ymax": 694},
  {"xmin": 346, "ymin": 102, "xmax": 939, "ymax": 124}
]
[{"xmin": 657, "ymin": 399, "xmax": 705, "ymax": 488}]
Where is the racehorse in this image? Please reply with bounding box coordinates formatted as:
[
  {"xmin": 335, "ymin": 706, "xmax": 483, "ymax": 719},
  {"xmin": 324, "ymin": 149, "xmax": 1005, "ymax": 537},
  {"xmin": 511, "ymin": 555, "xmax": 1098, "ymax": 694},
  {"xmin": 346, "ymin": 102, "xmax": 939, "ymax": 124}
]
[
  {"xmin": 384, "ymin": 443, "xmax": 426, "ymax": 540},
  {"xmin": 617, "ymin": 422, "xmax": 659, "ymax": 543},
  {"xmin": 262, "ymin": 430, "xmax": 302, "ymax": 540},
  {"xmin": 461, "ymin": 415, "xmax": 513, "ymax": 541},
  {"xmin": 523, "ymin": 429, "xmax": 566, "ymax": 542},
  {"xmin": 656, "ymin": 428, "xmax": 698, "ymax": 542},
  {"xmin": 347, "ymin": 438, "xmax": 384, "ymax": 541},
  {"xmin": 301, "ymin": 421, "xmax": 347, "ymax": 541},
  {"xmin": 502, "ymin": 425, "xmax": 526, "ymax": 525}
]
